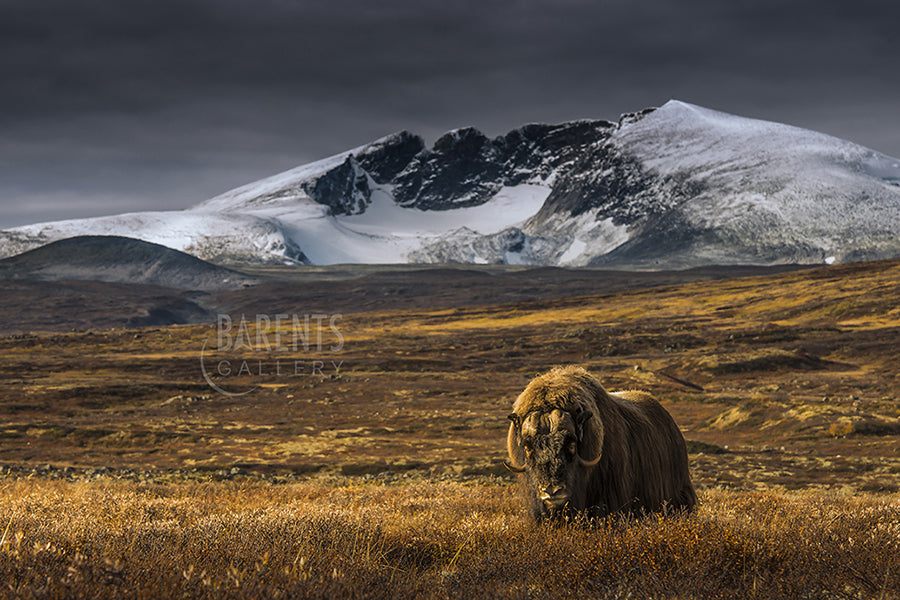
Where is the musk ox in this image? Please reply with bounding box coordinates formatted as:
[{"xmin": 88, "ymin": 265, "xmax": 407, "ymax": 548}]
[{"xmin": 505, "ymin": 366, "xmax": 697, "ymax": 520}]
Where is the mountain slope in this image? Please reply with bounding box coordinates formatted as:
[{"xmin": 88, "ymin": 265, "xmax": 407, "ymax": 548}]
[
  {"xmin": 1, "ymin": 100, "xmax": 898, "ymax": 268},
  {"xmin": 0, "ymin": 236, "xmax": 257, "ymax": 290},
  {"xmin": 593, "ymin": 101, "xmax": 900, "ymax": 266}
]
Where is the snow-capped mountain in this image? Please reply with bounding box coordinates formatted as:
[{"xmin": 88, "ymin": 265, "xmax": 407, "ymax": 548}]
[{"xmin": 2, "ymin": 100, "xmax": 899, "ymax": 268}]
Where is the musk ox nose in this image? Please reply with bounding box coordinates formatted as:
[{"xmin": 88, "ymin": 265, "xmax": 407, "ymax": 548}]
[{"xmin": 540, "ymin": 485, "xmax": 570, "ymax": 508}]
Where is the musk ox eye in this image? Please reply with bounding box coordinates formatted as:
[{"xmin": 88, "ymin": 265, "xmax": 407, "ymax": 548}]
[{"xmin": 565, "ymin": 441, "xmax": 577, "ymax": 459}]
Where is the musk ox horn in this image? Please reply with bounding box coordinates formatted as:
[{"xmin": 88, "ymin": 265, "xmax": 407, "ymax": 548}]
[
  {"xmin": 578, "ymin": 454, "xmax": 601, "ymax": 467},
  {"xmin": 505, "ymin": 413, "xmax": 527, "ymax": 472},
  {"xmin": 575, "ymin": 410, "xmax": 601, "ymax": 466},
  {"xmin": 504, "ymin": 460, "xmax": 526, "ymax": 473},
  {"xmin": 575, "ymin": 409, "xmax": 592, "ymax": 439}
]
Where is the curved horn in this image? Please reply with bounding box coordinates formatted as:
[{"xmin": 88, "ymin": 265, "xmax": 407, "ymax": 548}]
[
  {"xmin": 575, "ymin": 409, "xmax": 601, "ymax": 467},
  {"xmin": 575, "ymin": 409, "xmax": 592, "ymax": 440},
  {"xmin": 505, "ymin": 413, "xmax": 527, "ymax": 472},
  {"xmin": 578, "ymin": 454, "xmax": 601, "ymax": 468},
  {"xmin": 504, "ymin": 460, "xmax": 526, "ymax": 473}
]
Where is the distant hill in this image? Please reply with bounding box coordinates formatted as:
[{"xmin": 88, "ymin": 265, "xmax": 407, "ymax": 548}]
[{"xmin": 0, "ymin": 236, "xmax": 258, "ymax": 290}]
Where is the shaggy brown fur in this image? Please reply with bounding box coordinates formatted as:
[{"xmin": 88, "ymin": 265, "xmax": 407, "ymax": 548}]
[{"xmin": 507, "ymin": 365, "xmax": 697, "ymax": 519}]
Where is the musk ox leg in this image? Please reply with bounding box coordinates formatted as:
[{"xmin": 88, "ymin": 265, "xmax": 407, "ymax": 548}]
[{"xmin": 675, "ymin": 484, "xmax": 699, "ymax": 512}]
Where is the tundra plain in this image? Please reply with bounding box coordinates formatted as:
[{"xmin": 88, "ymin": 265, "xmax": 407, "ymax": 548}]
[{"xmin": 1, "ymin": 259, "xmax": 899, "ymax": 598}]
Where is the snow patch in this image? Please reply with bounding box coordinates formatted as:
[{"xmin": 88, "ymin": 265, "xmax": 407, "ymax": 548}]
[
  {"xmin": 0, "ymin": 211, "xmax": 305, "ymax": 264},
  {"xmin": 248, "ymin": 183, "xmax": 551, "ymax": 264},
  {"xmin": 558, "ymin": 239, "xmax": 587, "ymax": 264},
  {"xmin": 342, "ymin": 183, "xmax": 549, "ymax": 236}
]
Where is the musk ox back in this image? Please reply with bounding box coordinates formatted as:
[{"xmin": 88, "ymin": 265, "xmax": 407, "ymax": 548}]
[{"xmin": 506, "ymin": 366, "xmax": 697, "ymax": 520}]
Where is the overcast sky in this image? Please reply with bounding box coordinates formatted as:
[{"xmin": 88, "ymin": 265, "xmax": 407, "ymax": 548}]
[{"xmin": 1, "ymin": 0, "xmax": 897, "ymax": 228}]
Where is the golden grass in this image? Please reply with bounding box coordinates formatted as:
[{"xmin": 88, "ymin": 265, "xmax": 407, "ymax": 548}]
[
  {"xmin": 341, "ymin": 260, "xmax": 900, "ymax": 338},
  {"xmin": 1, "ymin": 479, "xmax": 898, "ymax": 599}
]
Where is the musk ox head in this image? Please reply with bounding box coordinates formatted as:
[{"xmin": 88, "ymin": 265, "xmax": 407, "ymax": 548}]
[{"xmin": 506, "ymin": 407, "xmax": 603, "ymax": 519}]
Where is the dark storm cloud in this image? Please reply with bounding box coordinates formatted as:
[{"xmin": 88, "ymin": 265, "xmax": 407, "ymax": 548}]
[{"xmin": 1, "ymin": 0, "xmax": 898, "ymax": 227}]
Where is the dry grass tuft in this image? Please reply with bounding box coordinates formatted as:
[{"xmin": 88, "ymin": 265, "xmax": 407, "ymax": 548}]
[{"xmin": 1, "ymin": 479, "xmax": 898, "ymax": 599}]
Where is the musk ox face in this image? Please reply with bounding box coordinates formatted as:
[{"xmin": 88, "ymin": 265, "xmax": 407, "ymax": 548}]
[{"xmin": 507, "ymin": 408, "xmax": 600, "ymax": 519}]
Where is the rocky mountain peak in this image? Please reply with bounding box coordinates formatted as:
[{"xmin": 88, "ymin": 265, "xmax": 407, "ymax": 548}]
[
  {"xmin": 355, "ymin": 130, "xmax": 425, "ymax": 184},
  {"xmin": 302, "ymin": 155, "xmax": 373, "ymax": 216},
  {"xmin": 617, "ymin": 106, "xmax": 658, "ymax": 127}
]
